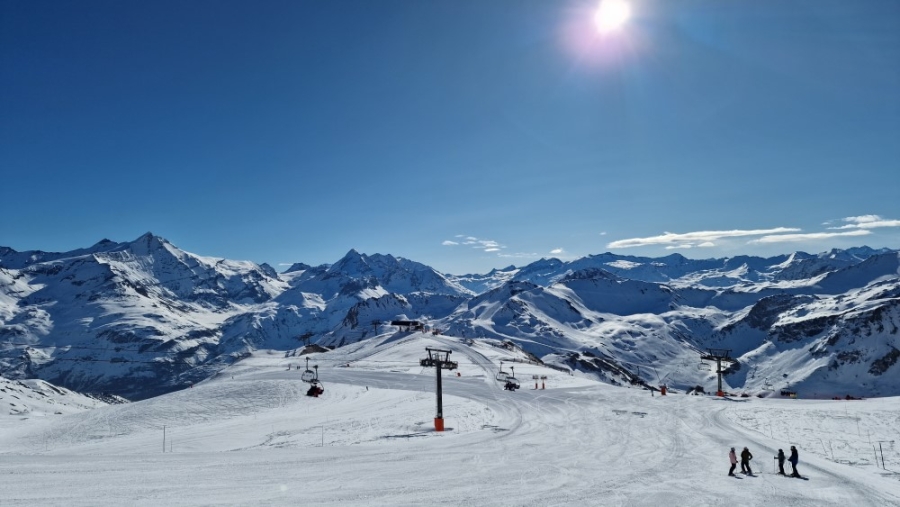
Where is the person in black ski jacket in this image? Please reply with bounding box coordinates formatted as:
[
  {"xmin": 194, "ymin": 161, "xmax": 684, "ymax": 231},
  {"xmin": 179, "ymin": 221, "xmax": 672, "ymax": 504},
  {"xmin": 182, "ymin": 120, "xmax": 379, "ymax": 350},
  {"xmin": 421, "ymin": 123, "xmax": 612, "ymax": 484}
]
[
  {"xmin": 740, "ymin": 447, "xmax": 753, "ymax": 474},
  {"xmin": 776, "ymin": 449, "xmax": 786, "ymax": 475},
  {"xmin": 789, "ymin": 446, "xmax": 800, "ymax": 477}
]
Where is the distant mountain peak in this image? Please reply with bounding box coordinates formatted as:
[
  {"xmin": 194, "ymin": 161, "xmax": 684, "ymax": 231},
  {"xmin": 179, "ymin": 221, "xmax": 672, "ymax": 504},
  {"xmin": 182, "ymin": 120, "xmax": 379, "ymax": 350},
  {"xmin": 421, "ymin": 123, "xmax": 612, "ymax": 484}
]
[
  {"xmin": 282, "ymin": 262, "xmax": 314, "ymax": 274},
  {"xmin": 127, "ymin": 232, "xmax": 172, "ymax": 255},
  {"xmin": 560, "ymin": 267, "xmax": 620, "ymax": 282},
  {"xmin": 329, "ymin": 249, "xmax": 370, "ymax": 275}
]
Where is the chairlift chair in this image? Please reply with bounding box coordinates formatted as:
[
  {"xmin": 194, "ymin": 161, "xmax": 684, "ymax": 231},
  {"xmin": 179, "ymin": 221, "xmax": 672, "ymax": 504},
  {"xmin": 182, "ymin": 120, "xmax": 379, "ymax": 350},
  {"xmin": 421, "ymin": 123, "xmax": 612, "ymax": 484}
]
[
  {"xmin": 503, "ymin": 366, "xmax": 520, "ymax": 391},
  {"xmin": 495, "ymin": 360, "xmax": 510, "ymax": 382},
  {"xmin": 301, "ymin": 357, "xmax": 317, "ymax": 383},
  {"xmin": 697, "ymin": 361, "xmax": 711, "ymax": 372}
]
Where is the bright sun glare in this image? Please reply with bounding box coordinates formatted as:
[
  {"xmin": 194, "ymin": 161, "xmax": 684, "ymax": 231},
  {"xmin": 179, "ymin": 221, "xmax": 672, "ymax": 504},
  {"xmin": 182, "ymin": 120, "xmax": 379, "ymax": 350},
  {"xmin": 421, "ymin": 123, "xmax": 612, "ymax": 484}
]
[{"xmin": 594, "ymin": 0, "xmax": 632, "ymax": 34}]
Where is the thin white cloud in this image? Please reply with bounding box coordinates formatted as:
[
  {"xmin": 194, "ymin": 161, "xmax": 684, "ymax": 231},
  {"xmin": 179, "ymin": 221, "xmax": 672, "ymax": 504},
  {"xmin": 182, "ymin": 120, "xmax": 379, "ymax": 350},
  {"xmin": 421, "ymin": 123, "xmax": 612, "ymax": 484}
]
[
  {"xmin": 607, "ymin": 227, "xmax": 800, "ymax": 249},
  {"xmin": 498, "ymin": 252, "xmax": 539, "ymax": 259},
  {"xmin": 599, "ymin": 232, "xmax": 607, "ymax": 236},
  {"xmin": 697, "ymin": 242, "xmax": 716, "ymax": 248},
  {"xmin": 445, "ymin": 235, "xmax": 507, "ymax": 253},
  {"xmin": 665, "ymin": 244, "xmax": 693, "ymax": 250},
  {"xmin": 749, "ymin": 229, "xmax": 871, "ymax": 244},
  {"xmin": 828, "ymin": 215, "xmax": 900, "ymax": 230},
  {"xmin": 550, "ymin": 248, "xmax": 565, "ymax": 255}
]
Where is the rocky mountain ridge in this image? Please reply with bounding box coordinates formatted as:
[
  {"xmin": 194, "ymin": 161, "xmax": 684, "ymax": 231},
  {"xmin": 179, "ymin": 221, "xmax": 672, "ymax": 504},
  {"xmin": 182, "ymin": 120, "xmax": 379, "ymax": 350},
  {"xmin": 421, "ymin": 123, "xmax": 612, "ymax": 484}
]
[{"xmin": 1, "ymin": 233, "xmax": 898, "ymax": 399}]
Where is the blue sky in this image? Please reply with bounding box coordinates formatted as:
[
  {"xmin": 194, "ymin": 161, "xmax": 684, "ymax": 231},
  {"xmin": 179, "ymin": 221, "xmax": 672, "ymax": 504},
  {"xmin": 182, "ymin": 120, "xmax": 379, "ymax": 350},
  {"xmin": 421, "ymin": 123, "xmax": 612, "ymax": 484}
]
[{"xmin": 2, "ymin": 0, "xmax": 898, "ymax": 274}]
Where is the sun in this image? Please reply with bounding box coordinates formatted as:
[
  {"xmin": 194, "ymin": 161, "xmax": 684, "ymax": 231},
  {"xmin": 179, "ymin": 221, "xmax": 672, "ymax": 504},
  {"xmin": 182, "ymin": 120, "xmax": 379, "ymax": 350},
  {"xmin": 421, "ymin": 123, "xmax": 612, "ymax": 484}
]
[{"xmin": 594, "ymin": 0, "xmax": 632, "ymax": 34}]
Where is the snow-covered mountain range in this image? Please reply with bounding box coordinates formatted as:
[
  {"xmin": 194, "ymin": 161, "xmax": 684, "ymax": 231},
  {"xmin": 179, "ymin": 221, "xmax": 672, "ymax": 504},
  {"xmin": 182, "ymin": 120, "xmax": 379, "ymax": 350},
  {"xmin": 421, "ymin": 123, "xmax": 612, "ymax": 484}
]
[{"xmin": 1, "ymin": 233, "xmax": 898, "ymax": 399}]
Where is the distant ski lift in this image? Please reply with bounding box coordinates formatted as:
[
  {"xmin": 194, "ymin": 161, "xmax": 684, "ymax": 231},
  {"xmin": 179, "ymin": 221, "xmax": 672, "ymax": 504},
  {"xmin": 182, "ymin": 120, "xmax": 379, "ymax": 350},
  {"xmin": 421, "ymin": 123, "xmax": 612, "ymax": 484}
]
[
  {"xmin": 301, "ymin": 358, "xmax": 324, "ymax": 397},
  {"xmin": 495, "ymin": 361, "xmax": 510, "ymax": 382},
  {"xmin": 763, "ymin": 378, "xmax": 774, "ymax": 391},
  {"xmin": 504, "ymin": 366, "xmax": 520, "ymax": 391},
  {"xmin": 301, "ymin": 357, "xmax": 317, "ymax": 383}
]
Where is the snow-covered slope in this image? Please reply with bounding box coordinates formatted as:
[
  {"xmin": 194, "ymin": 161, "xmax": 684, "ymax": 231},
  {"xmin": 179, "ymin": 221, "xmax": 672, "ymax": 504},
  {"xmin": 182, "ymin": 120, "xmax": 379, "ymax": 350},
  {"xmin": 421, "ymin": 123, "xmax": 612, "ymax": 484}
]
[
  {"xmin": 0, "ymin": 375, "xmax": 115, "ymax": 419},
  {"xmin": 1, "ymin": 334, "xmax": 898, "ymax": 507}
]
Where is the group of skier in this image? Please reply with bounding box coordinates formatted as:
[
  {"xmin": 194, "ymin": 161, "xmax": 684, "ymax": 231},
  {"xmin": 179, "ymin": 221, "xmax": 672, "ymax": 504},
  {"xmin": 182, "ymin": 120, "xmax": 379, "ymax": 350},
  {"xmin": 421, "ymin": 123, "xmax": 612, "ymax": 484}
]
[{"xmin": 728, "ymin": 445, "xmax": 800, "ymax": 478}]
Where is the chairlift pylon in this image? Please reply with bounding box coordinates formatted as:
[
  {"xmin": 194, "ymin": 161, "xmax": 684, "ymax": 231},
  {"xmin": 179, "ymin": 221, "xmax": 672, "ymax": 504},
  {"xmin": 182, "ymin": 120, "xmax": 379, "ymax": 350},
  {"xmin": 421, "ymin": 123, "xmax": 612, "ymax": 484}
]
[{"xmin": 420, "ymin": 348, "xmax": 458, "ymax": 370}]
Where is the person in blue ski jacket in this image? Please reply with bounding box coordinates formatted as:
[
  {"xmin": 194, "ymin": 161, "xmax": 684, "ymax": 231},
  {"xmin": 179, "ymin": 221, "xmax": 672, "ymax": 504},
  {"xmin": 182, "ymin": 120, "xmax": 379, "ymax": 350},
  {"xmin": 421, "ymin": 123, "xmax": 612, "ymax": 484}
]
[{"xmin": 789, "ymin": 446, "xmax": 800, "ymax": 477}]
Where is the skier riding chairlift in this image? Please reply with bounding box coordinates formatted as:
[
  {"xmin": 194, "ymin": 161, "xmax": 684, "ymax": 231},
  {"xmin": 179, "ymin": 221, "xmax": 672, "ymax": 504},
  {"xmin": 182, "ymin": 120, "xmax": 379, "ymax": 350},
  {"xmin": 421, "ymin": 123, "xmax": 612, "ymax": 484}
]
[{"xmin": 306, "ymin": 381, "xmax": 324, "ymax": 397}]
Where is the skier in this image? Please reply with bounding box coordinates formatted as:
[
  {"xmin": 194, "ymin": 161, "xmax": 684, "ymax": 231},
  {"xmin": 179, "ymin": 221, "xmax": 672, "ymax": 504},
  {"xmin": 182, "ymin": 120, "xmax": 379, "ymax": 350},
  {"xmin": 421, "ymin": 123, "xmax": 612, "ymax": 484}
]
[
  {"xmin": 776, "ymin": 449, "xmax": 786, "ymax": 475},
  {"xmin": 740, "ymin": 446, "xmax": 753, "ymax": 474},
  {"xmin": 789, "ymin": 446, "xmax": 800, "ymax": 478},
  {"xmin": 728, "ymin": 447, "xmax": 738, "ymax": 476}
]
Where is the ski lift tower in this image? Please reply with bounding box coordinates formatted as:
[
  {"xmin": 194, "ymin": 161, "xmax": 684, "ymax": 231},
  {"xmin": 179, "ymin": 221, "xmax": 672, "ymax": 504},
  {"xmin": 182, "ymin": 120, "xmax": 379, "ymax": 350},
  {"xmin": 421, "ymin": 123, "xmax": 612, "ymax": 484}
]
[
  {"xmin": 700, "ymin": 348, "xmax": 737, "ymax": 397},
  {"xmin": 421, "ymin": 348, "xmax": 457, "ymax": 431}
]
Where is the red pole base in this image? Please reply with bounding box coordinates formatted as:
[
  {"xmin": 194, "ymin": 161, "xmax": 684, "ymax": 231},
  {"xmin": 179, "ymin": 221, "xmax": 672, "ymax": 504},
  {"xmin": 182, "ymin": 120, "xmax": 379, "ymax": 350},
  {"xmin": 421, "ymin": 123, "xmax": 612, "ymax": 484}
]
[
  {"xmin": 717, "ymin": 390, "xmax": 724, "ymax": 397},
  {"xmin": 434, "ymin": 417, "xmax": 444, "ymax": 431}
]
